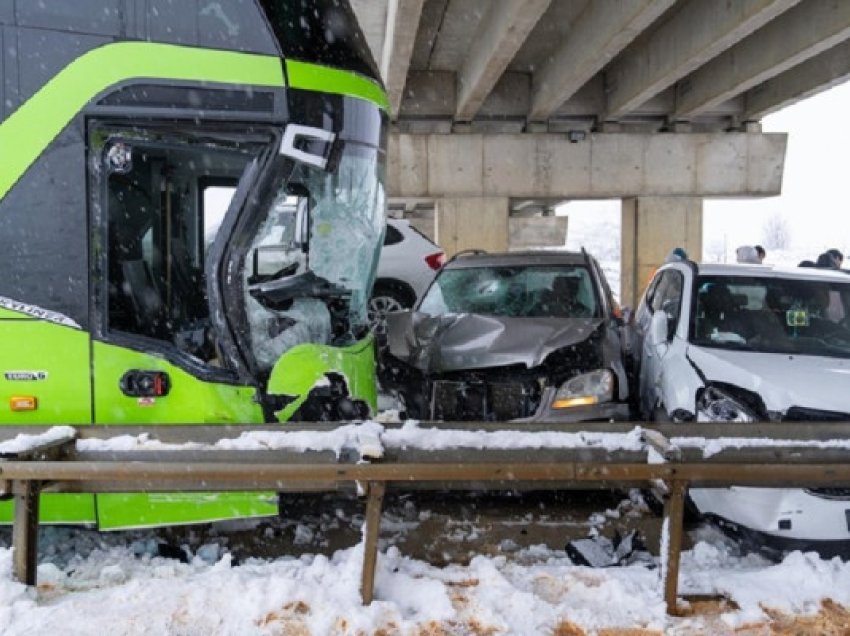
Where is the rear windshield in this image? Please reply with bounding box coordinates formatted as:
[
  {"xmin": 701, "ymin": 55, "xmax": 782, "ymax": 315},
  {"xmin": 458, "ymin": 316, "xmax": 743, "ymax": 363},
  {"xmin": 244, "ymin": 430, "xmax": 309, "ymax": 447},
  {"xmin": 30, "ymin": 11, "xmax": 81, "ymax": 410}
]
[
  {"xmin": 691, "ymin": 275, "xmax": 850, "ymax": 358},
  {"xmin": 419, "ymin": 265, "xmax": 598, "ymax": 318}
]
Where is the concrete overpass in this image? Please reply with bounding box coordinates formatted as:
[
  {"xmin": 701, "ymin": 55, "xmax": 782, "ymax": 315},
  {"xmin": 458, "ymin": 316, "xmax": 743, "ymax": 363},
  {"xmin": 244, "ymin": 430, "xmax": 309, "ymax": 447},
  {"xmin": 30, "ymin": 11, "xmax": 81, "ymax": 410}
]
[{"xmin": 351, "ymin": 0, "xmax": 850, "ymax": 304}]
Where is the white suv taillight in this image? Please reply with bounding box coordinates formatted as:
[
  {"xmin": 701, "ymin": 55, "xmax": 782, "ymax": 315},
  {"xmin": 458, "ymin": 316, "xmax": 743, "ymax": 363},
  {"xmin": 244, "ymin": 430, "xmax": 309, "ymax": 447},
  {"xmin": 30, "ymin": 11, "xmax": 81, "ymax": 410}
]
[{"xmin": 425, "ymin": 252, "xmax": 445, "ymax": 270}]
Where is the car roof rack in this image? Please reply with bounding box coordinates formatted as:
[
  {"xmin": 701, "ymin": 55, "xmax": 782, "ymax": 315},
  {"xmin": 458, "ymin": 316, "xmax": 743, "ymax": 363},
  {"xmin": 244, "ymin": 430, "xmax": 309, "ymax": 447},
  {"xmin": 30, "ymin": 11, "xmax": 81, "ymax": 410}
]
[{"xmin": 446, "ymin": 248, "xmax": 488, "ymax": 263}]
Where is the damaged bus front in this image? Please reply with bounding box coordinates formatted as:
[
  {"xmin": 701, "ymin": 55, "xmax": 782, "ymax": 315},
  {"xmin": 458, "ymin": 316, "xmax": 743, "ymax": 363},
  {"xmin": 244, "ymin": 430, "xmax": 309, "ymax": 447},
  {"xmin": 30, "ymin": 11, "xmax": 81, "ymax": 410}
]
[{"xmin": 0, "ymin": 1, "xmax": 387, "ymax": 528}]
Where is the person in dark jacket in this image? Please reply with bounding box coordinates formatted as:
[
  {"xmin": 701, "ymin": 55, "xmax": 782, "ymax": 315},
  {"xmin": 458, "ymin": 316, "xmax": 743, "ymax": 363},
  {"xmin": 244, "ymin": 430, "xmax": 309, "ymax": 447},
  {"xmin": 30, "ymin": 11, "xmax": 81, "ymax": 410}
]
[{"xmin": 816, "ymin": 249, "xmax": 843, "ymax": 269}]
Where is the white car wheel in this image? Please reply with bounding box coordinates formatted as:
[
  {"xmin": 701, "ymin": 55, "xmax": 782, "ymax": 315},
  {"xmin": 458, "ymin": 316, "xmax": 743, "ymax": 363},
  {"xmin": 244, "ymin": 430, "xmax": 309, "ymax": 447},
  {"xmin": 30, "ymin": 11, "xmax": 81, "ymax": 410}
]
[{"xmin": 368, "ymin": 294, "xmax": 406, "ymax": 332}]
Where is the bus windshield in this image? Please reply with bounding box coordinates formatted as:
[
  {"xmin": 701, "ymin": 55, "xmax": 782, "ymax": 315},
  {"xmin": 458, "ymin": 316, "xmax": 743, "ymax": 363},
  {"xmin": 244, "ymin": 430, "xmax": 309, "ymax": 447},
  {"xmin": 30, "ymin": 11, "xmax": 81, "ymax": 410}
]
[{"xmin": 244, "ymin": 143, "xmax": 385, "ymax": 371}]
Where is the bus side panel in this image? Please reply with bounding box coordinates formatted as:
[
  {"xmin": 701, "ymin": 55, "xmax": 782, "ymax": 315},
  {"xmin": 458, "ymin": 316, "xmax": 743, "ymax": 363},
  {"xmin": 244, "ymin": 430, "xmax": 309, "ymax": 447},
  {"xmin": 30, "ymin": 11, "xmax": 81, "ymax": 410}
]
[
  {"xmin": 0, "ymin": 319, "xmax": 96, "ymax": 526},
  {"xmin": 0, "ymin": 126, "xmax": 89, "ymax": 331},
  {"xmin": 92, "ymin": 340, "xmax": 264, "ymax": 424},
  {"xmin": 0, "ymin": 320, "xmax": 91, "ymax": 424},
  {"xmin": 0, "ymin": 495, "xmax": 96, "ymax": 525},
  {"xmin": 95, "ymin": 492, "xmax": 277, "ymax": 531},
  {"xmin": 92, "ymin": 341, "xmax": 276, "ymax": 529}
]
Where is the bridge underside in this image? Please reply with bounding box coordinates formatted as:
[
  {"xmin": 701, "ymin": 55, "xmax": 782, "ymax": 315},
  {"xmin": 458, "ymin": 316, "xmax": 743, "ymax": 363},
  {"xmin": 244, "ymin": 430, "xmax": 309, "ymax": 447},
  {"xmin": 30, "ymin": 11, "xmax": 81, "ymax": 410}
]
[{"xmin": 352, "ymin": 0, "xmax": 849, "ymax": 302}]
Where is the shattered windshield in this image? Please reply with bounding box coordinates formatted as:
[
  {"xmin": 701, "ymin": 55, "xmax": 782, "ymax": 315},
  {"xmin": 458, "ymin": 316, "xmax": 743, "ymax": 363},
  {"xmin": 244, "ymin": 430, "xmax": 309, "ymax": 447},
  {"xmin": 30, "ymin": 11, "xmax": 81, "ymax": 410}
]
[
  {"xmin": 691, "ymin": 275, "xmax": 850, "ymax": 358},
  {"xmin": 419, "ymin": 265, "xmax": 598, "ymax": 318},
  {"xmin": 301, "ymin": 144, "xmax": 385, "ymax": 325},
  {"xmin": 244, "ymin": 143, "xmax": 385, "ymax": 372}
]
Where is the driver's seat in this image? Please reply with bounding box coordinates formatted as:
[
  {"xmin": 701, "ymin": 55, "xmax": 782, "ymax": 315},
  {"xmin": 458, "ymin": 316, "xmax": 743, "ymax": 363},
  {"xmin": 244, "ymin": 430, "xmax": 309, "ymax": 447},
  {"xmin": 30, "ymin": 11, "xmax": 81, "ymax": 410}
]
[
  {"xmin": 699, "ymin": 285, "xmax": 742, "ymax": 337},
  {"xmin": 121, "ymin": 260, "xmax": 165, "ymax": 336},
  {"xmin": 543, "ymin": 276, "xmax": 582, "ymax": 317}
]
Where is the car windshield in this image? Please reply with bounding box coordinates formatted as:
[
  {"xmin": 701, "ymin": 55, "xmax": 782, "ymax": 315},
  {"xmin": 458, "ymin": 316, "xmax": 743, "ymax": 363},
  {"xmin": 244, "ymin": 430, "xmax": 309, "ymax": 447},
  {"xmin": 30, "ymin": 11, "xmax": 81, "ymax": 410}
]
[
  {"xmin": 691, "ymin": 275, "xmax": 850, "ymax": 358},
  {"xmin": 419, "ymin": 264, "xmax": 599, "ymax": 318}
]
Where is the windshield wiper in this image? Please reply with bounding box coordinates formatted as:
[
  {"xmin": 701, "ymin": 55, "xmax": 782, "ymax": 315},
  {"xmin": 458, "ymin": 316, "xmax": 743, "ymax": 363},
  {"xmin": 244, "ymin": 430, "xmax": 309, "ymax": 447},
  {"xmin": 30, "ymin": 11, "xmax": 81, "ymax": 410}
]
[{"xmin": 697, "ymin": 339, "xmax": 753, "ymax": 351}]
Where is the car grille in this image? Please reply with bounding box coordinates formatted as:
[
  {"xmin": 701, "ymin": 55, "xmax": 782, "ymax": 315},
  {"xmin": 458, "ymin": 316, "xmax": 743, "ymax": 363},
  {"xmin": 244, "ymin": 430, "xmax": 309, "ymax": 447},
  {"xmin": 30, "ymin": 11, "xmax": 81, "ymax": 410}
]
[{"xmin": 430, "ymin": 380, "xmax": 540, "ymax": 421}]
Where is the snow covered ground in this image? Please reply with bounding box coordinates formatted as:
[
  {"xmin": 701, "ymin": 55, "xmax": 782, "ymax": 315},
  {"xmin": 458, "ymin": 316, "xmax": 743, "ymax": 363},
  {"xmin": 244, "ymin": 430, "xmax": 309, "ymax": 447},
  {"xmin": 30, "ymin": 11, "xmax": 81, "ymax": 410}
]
[
  {"xmin": 0, "ymin": 505, "xmax": 849, "ymax": 634},
  {"xmin": 1, "ymin": 424, "xmax": 849, "ymax": 632}
]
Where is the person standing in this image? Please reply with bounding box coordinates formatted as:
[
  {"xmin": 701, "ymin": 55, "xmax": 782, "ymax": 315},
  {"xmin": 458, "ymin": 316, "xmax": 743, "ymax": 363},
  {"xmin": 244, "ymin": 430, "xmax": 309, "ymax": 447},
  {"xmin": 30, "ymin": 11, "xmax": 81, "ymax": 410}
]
[
  {"xmin": 754, "ymin": 245, "xmax": 766, "ymax": 263},
  {"xmin": 827, "ymin": 249, "xmax": 844, "ymax": 269},
  {"xmin": 735, "ymin": 245, "xmax": 760, "ymax": 264},
  {"xmin": 816, "ymin": 249, "xmax": 843, "ymax": 269}
]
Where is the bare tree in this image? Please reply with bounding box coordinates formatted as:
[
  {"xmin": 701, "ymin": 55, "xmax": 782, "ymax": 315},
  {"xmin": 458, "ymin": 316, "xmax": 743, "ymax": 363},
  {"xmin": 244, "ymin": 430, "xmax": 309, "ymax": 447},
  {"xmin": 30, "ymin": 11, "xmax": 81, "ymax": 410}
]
[{"xmin": 761, "ymin": 213, "xmax": 790, "ymax": 250}]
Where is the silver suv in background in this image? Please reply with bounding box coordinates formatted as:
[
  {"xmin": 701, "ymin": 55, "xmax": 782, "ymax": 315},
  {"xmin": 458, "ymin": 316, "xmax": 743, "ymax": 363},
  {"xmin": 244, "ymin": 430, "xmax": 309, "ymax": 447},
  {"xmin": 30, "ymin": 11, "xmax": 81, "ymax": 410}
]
[{"xmin": 369, "ymin": 219, "xmax": 444, "ymax": 327}]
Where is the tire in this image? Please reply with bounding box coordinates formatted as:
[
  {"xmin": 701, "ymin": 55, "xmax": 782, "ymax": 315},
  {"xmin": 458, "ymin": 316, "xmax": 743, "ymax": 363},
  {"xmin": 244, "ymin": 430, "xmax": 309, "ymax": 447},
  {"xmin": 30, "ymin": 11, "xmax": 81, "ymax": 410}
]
[{"xmin": 368, "ymin": 281, "xmax": 416, "ymax": 333}]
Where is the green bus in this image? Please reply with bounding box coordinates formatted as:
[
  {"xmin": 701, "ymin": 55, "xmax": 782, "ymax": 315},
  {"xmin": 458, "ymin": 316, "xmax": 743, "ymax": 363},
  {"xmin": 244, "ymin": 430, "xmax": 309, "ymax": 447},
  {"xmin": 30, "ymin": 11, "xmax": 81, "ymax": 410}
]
[{"xmin": 0, "ymin": 0, "xmax": 387, "ymax": 529}]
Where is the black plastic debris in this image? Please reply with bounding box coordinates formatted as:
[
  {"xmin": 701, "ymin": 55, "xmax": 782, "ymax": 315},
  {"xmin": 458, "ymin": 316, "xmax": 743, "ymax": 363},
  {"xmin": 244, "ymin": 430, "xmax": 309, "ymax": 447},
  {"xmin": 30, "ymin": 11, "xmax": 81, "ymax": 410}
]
[
  {"xmin": 565, "ymin": 530, "xmax": 654, "ymax": 568},
  {"xmin": 157, "ymin": 542, "xmax": 191, "ymax": 564}
]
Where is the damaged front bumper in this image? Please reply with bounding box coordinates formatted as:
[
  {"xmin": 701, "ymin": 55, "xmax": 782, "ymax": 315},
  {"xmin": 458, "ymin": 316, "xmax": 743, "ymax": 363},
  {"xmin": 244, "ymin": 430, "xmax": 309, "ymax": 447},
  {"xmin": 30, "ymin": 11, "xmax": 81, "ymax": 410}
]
[
  {"xmin": 692, "ymin": 486, "xmax": 850, "ymax": 555},
  {"xmin": 420, "ymin": 380, "xmax": 630, "ymax": 424}
]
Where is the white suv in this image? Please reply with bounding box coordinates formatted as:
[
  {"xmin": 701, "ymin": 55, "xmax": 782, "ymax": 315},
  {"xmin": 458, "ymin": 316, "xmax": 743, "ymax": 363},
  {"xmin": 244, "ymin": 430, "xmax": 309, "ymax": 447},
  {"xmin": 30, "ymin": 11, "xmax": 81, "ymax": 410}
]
[
  {"xmin": 632, "ymin": 261, "xmax": 850, "ymax": 553},
  {"xmin": 369, "ymin": 219, "xmax": 444, "ymax": 327}
]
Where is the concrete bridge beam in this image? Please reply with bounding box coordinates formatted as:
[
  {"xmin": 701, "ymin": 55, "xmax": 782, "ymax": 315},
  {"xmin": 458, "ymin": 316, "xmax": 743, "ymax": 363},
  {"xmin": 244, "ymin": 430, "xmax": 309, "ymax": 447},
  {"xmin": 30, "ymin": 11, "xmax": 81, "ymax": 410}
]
[
  {"xmin": 456, "ymin": 0, "xmax": 550, "ymax": 122},
  {"xmin": 388, "ymin": 132, "xmax": 787, "ymax": 199},
  {"xmin": 675, "ymin": 0, "xmax": 850, "ymax": 118},
  {"xmin": 744, "ymin": 38, "xmax": 850, "ymax": 120},
  {"xmin": 605, "ymin": 0, "xmax": 799, "ymax": 119},
  {"xmin": 352, "ymin": 0, "xmax": 425, "ymax": 117},
  {"xmin": 528, "ymin": 0, "xmax": 673, "ymax": 123}
]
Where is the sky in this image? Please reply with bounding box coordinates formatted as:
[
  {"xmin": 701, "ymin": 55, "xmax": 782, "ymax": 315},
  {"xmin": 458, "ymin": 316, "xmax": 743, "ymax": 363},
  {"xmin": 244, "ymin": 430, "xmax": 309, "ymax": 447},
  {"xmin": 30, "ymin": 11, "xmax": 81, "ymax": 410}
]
[
  {"xmin": 705, "ymin": 79, "xmax": 850, "ymax": 259},
  {"xmin": 560, "ymin": 79, "xmax": 850, "ymax": 265}
]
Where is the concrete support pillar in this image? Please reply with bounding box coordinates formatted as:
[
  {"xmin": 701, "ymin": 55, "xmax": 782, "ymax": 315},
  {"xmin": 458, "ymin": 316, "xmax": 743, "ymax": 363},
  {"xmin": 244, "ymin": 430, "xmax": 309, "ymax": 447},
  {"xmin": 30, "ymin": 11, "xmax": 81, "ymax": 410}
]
[
  {"xmin": 621, "ymin": 197, "xmax": 702, "ymax": 308},
  {"xmin": 435, "ymin": 197, "xmax": 509, "ymax": 256}
]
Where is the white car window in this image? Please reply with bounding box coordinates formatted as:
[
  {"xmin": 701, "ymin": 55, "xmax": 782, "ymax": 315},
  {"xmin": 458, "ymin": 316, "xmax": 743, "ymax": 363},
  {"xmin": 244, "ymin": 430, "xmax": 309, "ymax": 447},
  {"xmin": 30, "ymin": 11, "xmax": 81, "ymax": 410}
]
[
  {"xmin": 692, "ymin": 275, "xmax": 850, "ymax": 357},
  {"xmin": 650, "ymin": 270, "xmax": 684, "ymax": 325}
]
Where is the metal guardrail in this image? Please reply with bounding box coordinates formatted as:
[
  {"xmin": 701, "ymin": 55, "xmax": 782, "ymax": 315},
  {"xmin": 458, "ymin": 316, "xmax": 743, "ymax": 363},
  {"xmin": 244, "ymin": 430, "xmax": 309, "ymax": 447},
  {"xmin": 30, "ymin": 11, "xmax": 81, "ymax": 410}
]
[{"xmin": 1, "ymin": 422, "xmax": 850, "ymax": 615}]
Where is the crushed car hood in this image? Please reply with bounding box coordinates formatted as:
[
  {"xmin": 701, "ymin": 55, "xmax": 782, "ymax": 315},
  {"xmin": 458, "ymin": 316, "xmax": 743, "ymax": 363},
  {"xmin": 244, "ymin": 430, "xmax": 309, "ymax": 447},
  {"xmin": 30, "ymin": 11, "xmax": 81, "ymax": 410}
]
[
  {"xmin": 688, "ymin": 346, "xmax": 850, "ymax": 414},
  {"xmin": 386, "ymin": 312, "xmax": 603, "ymax": 373}
]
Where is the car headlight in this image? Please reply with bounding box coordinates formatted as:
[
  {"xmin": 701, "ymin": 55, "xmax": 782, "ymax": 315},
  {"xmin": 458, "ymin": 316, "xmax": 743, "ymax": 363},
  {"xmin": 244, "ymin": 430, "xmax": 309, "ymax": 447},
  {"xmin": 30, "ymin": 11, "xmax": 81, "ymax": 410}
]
[
  {"xmin": 552, "ymin": 369, "xmax": 614, "ymax": 409},
  {"xmin": 696, "ymin": 386, "xmax": 755, "ymax": 422}
]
